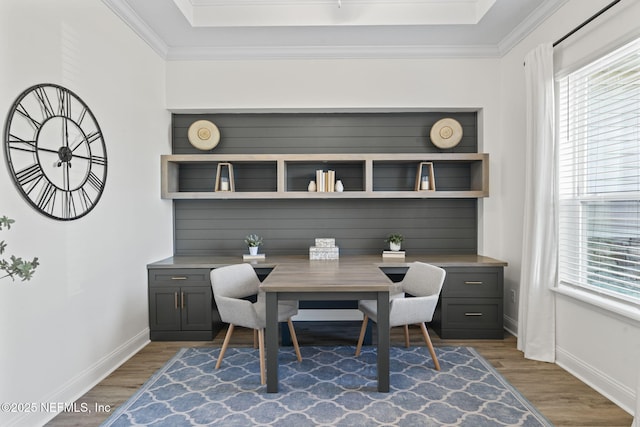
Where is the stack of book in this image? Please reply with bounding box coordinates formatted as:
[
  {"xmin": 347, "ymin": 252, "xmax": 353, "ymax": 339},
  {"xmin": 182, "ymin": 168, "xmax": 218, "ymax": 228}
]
[
  {"xmin": 315, "ymin": 170, "xmax": 336, "ymax": 192},
  {"xmin": 382, "ymin": 250, "xmax": 405, "ymax": 259},
  {"xmin": 309, "ymin": 238, "xmax": 339, "ymax": 260}
]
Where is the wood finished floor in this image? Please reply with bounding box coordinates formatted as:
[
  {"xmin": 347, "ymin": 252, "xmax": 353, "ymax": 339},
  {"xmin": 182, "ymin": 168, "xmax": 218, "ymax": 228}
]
[{"xmin": 47, "ymin": 323, "xmax": 633, "ymax": 426}]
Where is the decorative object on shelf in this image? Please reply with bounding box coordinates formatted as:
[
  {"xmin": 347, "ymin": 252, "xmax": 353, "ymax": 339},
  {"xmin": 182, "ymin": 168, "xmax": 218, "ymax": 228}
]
[
  {"xmin": 315, "ymin": 169, "xmax": 337, "ymax": 192},
  {"xmin": 308, "ymin": 180, "xmax": 317, "ymax": 192},
  {"xmin": 309, "ymin": 238, "xmax": 339, "ymax": 260},
  {"xmin": 382, "ymin": 250, "xmax": 405, "ymax": 259},
  {"xmin": 430, "ymin": 118, "xmax": 463, "ymax": 149},
  {"xmin": 0, "ymin": 215, "xmax": 39, "ymax": 282},
  {"xmin": 415, "ymin": 162, "xmax": 436, "ymax": 191},
  {"xmin": 4, "ymin": 83, "xmax": 108, "ymax": 220},
  {"xmin": 215, "ymin": 162, "xmax": 235, "ymax": 192},
  {"xmin": 244, "ymin": 234, "xmax": 263, "ymax": 256},
  {"xmin": 385, "ymin": 233, "xmax": 404, "ymax": 252},
  {"xmin": 187, "ymin": 120, "xmax": 220, "ymax": 151},
  {"xmin": 335, "ymin": 180, "xmax": 344, "ymax": 192}
]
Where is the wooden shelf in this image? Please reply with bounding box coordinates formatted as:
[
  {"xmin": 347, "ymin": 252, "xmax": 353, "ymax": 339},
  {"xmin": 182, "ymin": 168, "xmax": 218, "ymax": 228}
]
[{"xmin": 161, "ymin": 153, "xmax": 489, "ymax": 200}]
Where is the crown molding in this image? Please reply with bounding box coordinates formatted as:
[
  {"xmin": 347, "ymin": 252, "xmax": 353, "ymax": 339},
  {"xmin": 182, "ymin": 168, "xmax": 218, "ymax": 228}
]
[
  {"xmin": 497, "ymin": 0, "xmax": 569, "ymax": 55},
  {"xmin": 102, "ymin": 0, "xmax": 169, "ymax": 59},
  {"xmin": 165, "ymin": 44, "xmax": 501, "ymax": 61}
]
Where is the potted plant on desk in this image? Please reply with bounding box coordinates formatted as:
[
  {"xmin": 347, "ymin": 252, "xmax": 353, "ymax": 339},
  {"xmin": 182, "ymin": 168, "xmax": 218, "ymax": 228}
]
[
  {"xmin": 386, "ymin": 233, "xmax": 404, "ymax": 252},
  {"xmin": 245, "ymin": 234, "xmax": 263, "ymax": 256}
]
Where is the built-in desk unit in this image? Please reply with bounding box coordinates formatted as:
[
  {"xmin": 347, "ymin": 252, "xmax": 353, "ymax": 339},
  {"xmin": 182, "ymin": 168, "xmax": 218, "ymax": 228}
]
[{"xmin": 147, "ymin": 255, "xmax": 507, "ymax": 341}]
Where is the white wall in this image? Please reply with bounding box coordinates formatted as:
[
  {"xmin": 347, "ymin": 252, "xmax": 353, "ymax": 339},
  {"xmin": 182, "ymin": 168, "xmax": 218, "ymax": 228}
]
[
  {"xmin": 0, "ymin": 1, "xmax": 172, "ymax": 426},
  {"xmin": 498, "ymin": 0, "xmax": 640, "ymax": 414}
]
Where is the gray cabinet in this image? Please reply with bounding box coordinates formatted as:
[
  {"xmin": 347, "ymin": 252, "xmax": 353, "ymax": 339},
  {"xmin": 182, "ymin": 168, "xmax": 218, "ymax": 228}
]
[
  {"xmin": 432, "ymin": 267, "xmax": 504, "ymax": 339},
  {"xmin": 148, "ymin": 268, "xmax": 221, "ymax": 340}
]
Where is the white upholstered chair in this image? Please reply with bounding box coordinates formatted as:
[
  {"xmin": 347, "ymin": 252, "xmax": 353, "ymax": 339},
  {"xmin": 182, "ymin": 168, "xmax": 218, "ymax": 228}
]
[
  {"xmin": 355, "ymin": 261, "xmax": 446, "ymax": 370},
  {"xmin": 211, "ymin": 263, "xmax": 302, "ymax": 384}
]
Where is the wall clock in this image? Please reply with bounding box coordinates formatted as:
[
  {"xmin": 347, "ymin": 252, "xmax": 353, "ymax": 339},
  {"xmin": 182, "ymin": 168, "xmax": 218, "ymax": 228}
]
[{"xmin": 3, "ymin": 83, "xmax": 107, "ymax": 220}]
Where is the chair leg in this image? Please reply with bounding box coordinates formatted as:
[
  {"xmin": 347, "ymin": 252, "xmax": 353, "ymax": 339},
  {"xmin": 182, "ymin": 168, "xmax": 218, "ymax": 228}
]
[
  {"xmin": 216, "ymin": 324, "xmax": 235, "ymax": 369},
  {"xmin": 355, "ymin": 315, "xmax": 369, "ymax": 356},
  {"xmin": 419, "ymin": 322, "xmax": 440, "ymax": 371},
  {"xmin": 404, "ymin": 324, "xmax": 410, "ymax": 348},
  {"xmin": 287, "ymin": 319, "xmax": 302, "ymax": 362},
  {"xmin": 257, "ymin": 328, "xmax": 266, "ymax": 385}
]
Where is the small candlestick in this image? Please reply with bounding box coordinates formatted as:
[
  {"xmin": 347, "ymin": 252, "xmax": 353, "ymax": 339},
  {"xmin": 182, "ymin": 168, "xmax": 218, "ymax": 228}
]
[
  {"xmin": 220, "ymin": 177, "xmax": 229, "ymax": 191},
  {"xmin": 421, "ymin": 176, "xmax": 429, "ymax": 190}
]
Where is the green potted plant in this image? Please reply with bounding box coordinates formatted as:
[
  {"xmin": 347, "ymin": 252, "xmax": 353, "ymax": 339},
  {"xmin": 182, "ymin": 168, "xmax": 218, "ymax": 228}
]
[
  {"xmin": 244, "ymin": 234, "xmax": 263, "ymax": 255},
  {"xmin": 385, "ymin": 233, "xmax": 404, "ymax": 251}
]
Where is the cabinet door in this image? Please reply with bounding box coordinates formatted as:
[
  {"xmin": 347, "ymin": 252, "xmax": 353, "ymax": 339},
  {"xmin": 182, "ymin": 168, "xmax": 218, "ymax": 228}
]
[
  {"xmin": 149, "ymin": 286, "xmax": 181, "ymax": 331},
  {"xmin": 180, "ymin": 286, "xmax": 213, "ymax": 331}
]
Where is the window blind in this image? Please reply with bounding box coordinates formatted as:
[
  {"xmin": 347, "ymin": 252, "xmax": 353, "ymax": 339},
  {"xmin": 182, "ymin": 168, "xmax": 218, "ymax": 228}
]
[{"xmin": 558, "ymin": 37, "xmax": 640, "ymax": 302}]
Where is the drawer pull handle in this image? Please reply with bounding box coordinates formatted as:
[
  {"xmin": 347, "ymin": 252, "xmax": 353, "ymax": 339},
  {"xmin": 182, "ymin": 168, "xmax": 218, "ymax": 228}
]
[
  {"xmin": 171, "ymin": 276, "xmax": 188, "ymax": 280},
  {"xmin": 174, "ymin": 292, "xmax": 179, "ymax": 309},
  {"xmin": 181, "ymin": 292, "xmax": 185, "ymax": 309},
  {"xmin": 465, "ymin": 312, "xmax": 483, "ymax": 316},
  {"xmin": 464, "ymin": 281, "xmax": 484, "ymax": 285}
]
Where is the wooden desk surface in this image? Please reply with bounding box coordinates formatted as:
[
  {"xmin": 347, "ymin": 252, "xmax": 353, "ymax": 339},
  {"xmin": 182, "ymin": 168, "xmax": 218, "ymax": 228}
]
[
  {"xmin": 260, "ymin": 257, "xmax": 394, "ymax": 293},
  {"xmin": 148, "ymin": 254, "xmax": 508, "ymax": 269}
]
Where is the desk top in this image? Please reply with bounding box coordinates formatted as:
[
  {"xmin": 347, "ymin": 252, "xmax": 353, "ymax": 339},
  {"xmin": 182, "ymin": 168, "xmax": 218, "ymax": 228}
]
[
  {"xmin": 260, "ymin": 256, "xmax": 395, "ymax": 293},
  {"xmin": 147, "ymin": 254, "xmax": 508, "ymax": 270}
]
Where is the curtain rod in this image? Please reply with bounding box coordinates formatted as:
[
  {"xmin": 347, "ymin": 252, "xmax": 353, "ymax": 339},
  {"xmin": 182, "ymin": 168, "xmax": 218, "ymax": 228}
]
[{"xmin": 553, "ymin": 0, "xmax": 622, "ymax": 47}]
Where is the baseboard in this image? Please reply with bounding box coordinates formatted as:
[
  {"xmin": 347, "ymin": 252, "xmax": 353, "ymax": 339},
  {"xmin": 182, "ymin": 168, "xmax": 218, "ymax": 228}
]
[
  {"xmin": 503, "ymin": 314, "xmax": 518, "ymax": 337},
  {"xmin": 556, "ymin": 345, "xmax": 635, "ymax": 415},
  {"xmin": 9, "ymin": 328, "xmax": 150, "ymax": 427}
]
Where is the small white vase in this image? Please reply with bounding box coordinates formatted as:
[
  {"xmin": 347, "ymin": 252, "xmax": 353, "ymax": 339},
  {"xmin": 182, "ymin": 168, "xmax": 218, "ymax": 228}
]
[
  {"xmin": 335, "ymin": 180, "xmax": 344, "ymax": 192},
  {"xmin": 389, "ymin": 242, "xmax": 401, "ymax": 251},
  {"xmin": 249, "ymin": 246, "xmax": 259, "ymax": 255},
  {"xmin": 308, "ymin": 180, "xmax": 317, "ymax": 192}
]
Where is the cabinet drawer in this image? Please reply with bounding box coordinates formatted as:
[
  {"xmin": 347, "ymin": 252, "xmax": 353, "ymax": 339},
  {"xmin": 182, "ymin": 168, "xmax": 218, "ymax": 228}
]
[
  {"xmin": 440, "ymin": 298, "xmax": 503, "ymax": 330},
  {"xmin": 148, "ymin": 268, "xmax": 210, "ymax": 285},
  {"xmin": 442, "ymin": 269, "xmax": 502, "ymax": 298}
]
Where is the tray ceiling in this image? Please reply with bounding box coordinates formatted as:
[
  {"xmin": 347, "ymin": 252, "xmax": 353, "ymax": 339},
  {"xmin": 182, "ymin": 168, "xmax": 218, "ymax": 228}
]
[{"xmin": 102, "ymin": 0, "xmax": 568, "ymax": 60}]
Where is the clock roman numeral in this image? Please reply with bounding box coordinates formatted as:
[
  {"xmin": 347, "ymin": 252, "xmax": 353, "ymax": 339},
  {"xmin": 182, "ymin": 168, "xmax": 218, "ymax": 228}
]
[
  {"xmin": 7, "ymin": 134, "xmax": 37, "ymax": 153},
  {"xmin": 33, "ymin": 86, "xmax": 55, "ymax": 120},
  {"xmin": 16, "ymin": 164, "xmax": 44, "ymax": 188},
  {"xmin": 77, "ymin": 188, "xmax": 95, "ymax": 212},
  {"xmin": 15, "ymin": 102, "xmax": 42, "ymax": 130},
  {"xmin": 56, "ymin": 87, "xmax": 72, "ymax": 117},
  {"xmin": 86, "ymin": 131, "xmax": 102, "ymax": 144},
  {"xmin": 62, "ymin": 191, "xmax": 76, "ymax": 219},
  {"xmin": 86, "ymin": 171, "xmax": 104, "ymax": 192},
  {"xmin": 36, "ymin": 181, "xmax": 57, "ymax": 213},
  {"xmin": 91, "ymin": 155, "xmax": 107, "ymax": 167},
  {"xmin": 77, "ymin": 106, "xmax": 88, "ymax": 126}
]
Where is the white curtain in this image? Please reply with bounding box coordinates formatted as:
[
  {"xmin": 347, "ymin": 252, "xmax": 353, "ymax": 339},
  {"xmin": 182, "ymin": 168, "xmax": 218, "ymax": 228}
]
[
  {"xmin": 633, "ymin": 366, "xmax": 639, "ymax": 427},
  {"xmin": 517, "ymin": 43, "xmax": 557, "ymax": 363}
]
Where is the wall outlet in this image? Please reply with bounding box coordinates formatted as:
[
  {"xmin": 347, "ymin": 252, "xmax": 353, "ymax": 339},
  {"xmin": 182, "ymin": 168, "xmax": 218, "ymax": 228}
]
[{"xmin": 510, "ymin": 289, "xmax": 516, "ymax": 303}]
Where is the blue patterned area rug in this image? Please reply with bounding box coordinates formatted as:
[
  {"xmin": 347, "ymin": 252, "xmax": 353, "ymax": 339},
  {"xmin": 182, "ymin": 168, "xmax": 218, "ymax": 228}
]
[{"xmin": 101, "ymin": 346, "xmax": 552, "ymax": 426}]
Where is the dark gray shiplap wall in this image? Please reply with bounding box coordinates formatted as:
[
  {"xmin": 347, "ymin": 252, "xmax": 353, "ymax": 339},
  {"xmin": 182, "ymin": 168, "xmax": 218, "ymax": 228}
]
[{"xmin": 172, "ymin": 112, "xmax": 479, "ymax": 256}]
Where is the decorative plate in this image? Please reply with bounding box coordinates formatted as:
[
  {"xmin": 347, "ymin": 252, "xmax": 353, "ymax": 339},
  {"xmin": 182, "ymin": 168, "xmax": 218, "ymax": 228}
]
[
  {"xmin": 430, "ymin": 118, "xmax": 463, "ymax": 149},
  {"xmin": 187, "ymin": 120, "xmax": 220, "ymax": 150}
]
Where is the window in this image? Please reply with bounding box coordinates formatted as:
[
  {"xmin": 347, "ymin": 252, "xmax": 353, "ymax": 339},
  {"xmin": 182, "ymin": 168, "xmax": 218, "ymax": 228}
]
[{"xmin": 558, "ymin": 37, "xmax": 640, "ymax": 303}]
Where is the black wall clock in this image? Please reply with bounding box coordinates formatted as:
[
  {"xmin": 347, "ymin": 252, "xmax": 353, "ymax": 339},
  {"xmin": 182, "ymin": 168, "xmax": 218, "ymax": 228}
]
[{"xmin": 4, "ymin": 83, "xmax": 107, "ymax": 220}]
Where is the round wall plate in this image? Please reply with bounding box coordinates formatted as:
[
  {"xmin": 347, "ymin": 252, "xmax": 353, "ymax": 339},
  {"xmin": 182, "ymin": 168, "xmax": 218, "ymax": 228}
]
[
  {"xmin": 430, "ymin": 118, "xmax": 463, "ymax": 149},
  {"xmin": 188, "ymin": 120, "xmax": 220, "ymax": 150}
]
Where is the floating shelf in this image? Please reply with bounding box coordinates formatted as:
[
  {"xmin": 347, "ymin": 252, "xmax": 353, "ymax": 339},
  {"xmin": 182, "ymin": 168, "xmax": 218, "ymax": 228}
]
[{"xmin": 161, "ymin": 153, "xmax": 489, "ymax": 200}]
